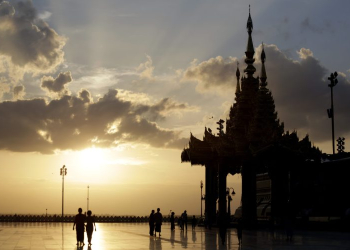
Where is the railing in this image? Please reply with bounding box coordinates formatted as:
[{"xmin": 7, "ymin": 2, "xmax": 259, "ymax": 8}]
[{"xmin": 0, "ymin": 215, "xmax": 175, "ymax": 223}]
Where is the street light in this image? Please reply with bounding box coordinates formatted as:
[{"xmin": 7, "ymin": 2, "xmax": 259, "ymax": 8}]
[
  {"xmin": 327, "ymin": 71, "xmax": 338, "ymax": 155},
  {"xmin": 60, "ymin": 165, "xmax": 67, "ymax": 222},
  {"xmin": 200, "ymin": 180, "xmax": 203, "ymax": 217},
  {"xmin": 226, "ymin": 187, "xmax": 236, "ymax": 217},
  {"xmin": 87, "ymin": 185, "xmax": 90, "ymax": 212}
]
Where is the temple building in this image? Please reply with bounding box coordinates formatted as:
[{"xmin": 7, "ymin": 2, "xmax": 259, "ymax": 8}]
[{"xmin": 181, "ymin": 8, "xmax": 350, "ymax": 228}]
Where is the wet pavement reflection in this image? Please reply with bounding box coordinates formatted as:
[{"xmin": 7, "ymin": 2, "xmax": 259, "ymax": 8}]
[{"xmin": 0, "ymin": 222, "xmax": 349, "ymax": 249}]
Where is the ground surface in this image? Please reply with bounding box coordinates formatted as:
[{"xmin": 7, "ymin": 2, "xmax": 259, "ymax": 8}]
[{"xmin": 0, "ymin": 222, "xmax": 350, "ymax": 249}]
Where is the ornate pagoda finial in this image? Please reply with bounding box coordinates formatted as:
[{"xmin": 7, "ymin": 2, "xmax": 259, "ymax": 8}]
[
  {"xmin": 244, "ymin": 5, "xmax": 256, "ymax": 77},
  {"xmin": 260, "ymin": 43, "xmax": 267, "ymax": 86},
  {"xmin": 247, "ymin": 5, "xmax": 253, "ymax": 34},
  {"xmin": 261, "ymin": 42, "xmax": 266, "ymax": 63},
  {"xmin": 235, "ymin": 62, "xmax": 241, "ymax": 97}
]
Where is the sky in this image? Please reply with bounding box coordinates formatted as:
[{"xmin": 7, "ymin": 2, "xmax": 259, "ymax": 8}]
[{"xmin": 0, "ymin": 0, "xmax": 350, "ymax": 216}]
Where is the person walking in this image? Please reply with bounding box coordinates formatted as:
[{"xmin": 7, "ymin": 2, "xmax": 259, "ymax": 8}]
[
  {"xmin": 154, "ymin": 208, "xmax": 163, "ymax": 237},
  {"xmin": 86, "ymin": 210, "xmax": 96, "ymax": 246},
  {"xmin": 149, "ymin": 210, "xmax": 155, "ymax": 236},
  {"xmin": 73, "ymin": 208, "xmax": 86, "ymax": 247},
  {"xmin": 170, "ymin": 212, "xmax": 175, "ymax": 231},
  {"xmin": 182, "ymin": 210, "xmax": 188, "ymax": 231},
  {"xmin": 191, "ymin": 215, "xmax": 197, "ymax": 230}
]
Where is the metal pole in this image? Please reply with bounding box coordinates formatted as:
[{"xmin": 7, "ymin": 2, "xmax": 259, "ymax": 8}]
[
  {"xmin": 331, "ymin": 86, "xmax": 335, "ymax": 154},
  {"xmin": 87, "ymin": 185, "xmax": 90, "ymax": 211},
  {"xmin": 60, "ymin": 165, "xmax": 67, "ymax": 222},
  {"xmin": 200, "ymin": 181, "xmax": 203, "ymax": 217},
  {"xmin": 328, "ymin": 72, "xmax": 338, "ymax": 155},
  {"xmin": 62, "ymin": 168, "xmax": 64, "ymax": 220}
]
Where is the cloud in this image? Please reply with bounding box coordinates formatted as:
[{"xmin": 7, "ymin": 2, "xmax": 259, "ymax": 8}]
[
  {"xmin": 13, "ymin": 85, "xmax": 25, "ymax": 99},
  {"xmin": 0, "ymin": 0, "xmax": 66, "ymax": 78},
  {"xmin": 183, "ymin": 43, "xmax": 350, "ymax": 145},
  {"xmin": 37, "ymin": 10, "xmax": 52, "ymax": 21},
  {"xmin": 41, "ymin": 71, "xmax": 72, "ymax": 96},
  {"xmin": 0, "ymin": 88, "xmax": 195, "ymax": 153},
  {"xmin": 78, "ymin": 89, "xmax": 92, "ymax": 103},
  {"xmin": 137, "ymin": 55, "xmax": 155, "ymax": 80},
  {"xmin": 297, "ymin": 48, "xmax": 313, "ymax": 59},
  {"xmin": 183, "ymin": 56, "xmax": 238, "ymax": 92},
  {"xmin": 134, "ymin": 97, "xmax": 198, "ymax": 121},
  {"xmin": 300, "ymin": 17, "xmax": 334, "ymax": 34}
]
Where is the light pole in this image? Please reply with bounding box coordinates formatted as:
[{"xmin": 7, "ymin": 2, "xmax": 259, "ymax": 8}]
[
  {"xmin": 200, "ymin": 180, "xmax": 203, "ymax": 217},
  {"xmin": 226, "ymin": 187, "xmax": 235, "ymax": 217},
  {"xmin": 60, "ymin": 165, "xmax": 67, "ymax": 222},
  {"xmin": 87, "ymin": 185, "xmax": 90, "ymax": 211},
  {"xmin": 327, "ymin": 71, "xmax": 338, "ymax": 155}
]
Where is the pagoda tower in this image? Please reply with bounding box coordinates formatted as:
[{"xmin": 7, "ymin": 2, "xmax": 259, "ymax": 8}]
[
  {"xmin": 248, "ymin": 43, "xmax": 284, "ymax": 154},
  {"xmin": 227, "ymin": 6, "xmax": 260, "ymax": 225}
]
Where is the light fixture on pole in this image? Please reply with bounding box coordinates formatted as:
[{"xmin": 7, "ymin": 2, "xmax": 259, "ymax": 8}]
[
  {"xmin": 60, "ymin": 165, "xmax": 67, "ymax": 222},
  {"xmin": 327, "ymin": 71, "xmax": 338, "ymax": 155},
  {"xmin": 226, "ymin": 187, "xmax": 236, "ymax": 217}
]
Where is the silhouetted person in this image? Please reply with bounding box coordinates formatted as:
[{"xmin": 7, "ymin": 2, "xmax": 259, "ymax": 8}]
[
  {"xmin": 154, "ymin": 208, "xmax": 163, "ymax": 237},
  {"xmin": 149, "ymin": 210, "xmax": 155, "ymax": 236},
  {"xmin": 236, "ymin": 219, "xmax": 243, "ymax": 245},
  {"xmin": 178, "ymin": 216, "xmax": 183, "ymax": 230},
  {"xmin": 86, "ymin": 210, "xmax": 96, "ymax": 246},
  {"xmin": 191, "ymin": 215, "xmax": 197, "ymax": 230},
  {"xmin": 170, "ymin": 212, "xmax": 175, "ymax": 231},
  {"xmin": 73, "ymin": 208, "xmax": 86, "ymax": 247},
  {"xmin": 181, "ymin": 210, "xmax": 188, "ymax": 231}
]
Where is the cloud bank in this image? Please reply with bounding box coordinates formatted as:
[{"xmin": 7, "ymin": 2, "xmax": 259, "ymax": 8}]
[{"xmin": 0, "ymin": 88, "xmax": 194, "ymax": 153}]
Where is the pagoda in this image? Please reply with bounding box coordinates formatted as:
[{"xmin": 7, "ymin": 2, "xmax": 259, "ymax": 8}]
[{"xmin": 181, "ymin": 7, "xmax": 321, "ymax": 229}]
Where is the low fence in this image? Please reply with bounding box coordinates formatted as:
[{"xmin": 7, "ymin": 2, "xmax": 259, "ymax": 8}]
[{"xmin": 0, "ymin": 215, "xmax": 176, "ymax": 223}]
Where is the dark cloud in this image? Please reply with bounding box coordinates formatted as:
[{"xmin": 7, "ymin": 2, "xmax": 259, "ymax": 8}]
[
  {"xmin": 78, "ymin": 89, "xmax": 92, "ymax": 103},
  {"xmin": 13, "ymin": 85, "xmax": 25, "ymax": 99},
  {"xmin": 0, "ymin": 88, "xmax": 193, "ymax": 153},
  {"xmin": 183, "ymin": 44, "xmax": 350, "ymax": 145},
  {"xmin": 183, "ymin": 56, "xmax": 238, "ymax": 91},
  {"xmin": 0, "ymin": 0, "xmax": 65, "ymax": 72},
  {"xmin": 41, "ymin": 71, "xmax": 72, "ymax": 95},
  {"xmin": 134, "ymin": 97, "xmax": 194, "ymax": 121},
  {"xmin": 300, "ymin": 17, "xmax": 334, "ymax": 34}
]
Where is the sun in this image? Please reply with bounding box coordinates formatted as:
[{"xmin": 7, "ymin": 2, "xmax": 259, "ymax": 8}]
[{"xmin": 79, "ymin": 147, "xmax": 106, "ymax": 170}]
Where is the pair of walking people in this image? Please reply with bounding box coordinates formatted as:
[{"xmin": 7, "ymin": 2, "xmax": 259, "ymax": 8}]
[
  {"xmin": 73, "ymin": 208, "xmax": 96, "ymax": 247},
  {"xmin": 149, "ymin": 208, "xmax": 163, "ymax": 237}
]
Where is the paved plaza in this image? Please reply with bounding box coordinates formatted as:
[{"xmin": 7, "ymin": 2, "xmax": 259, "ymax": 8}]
[{"xmin": 0, "ymin": 222, "xmax": 350, "ymax": 250}]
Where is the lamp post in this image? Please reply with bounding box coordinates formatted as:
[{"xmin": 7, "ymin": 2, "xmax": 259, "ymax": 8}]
[
  {"xmin": 60, "ymin": 165, "xmax": 67, "ymax": 222},
  {"xmin": 226, "ymin": 187, "xmax": 235, "ymax": 217},
  {"xmin": 200, "ymin": 180, "xmax": 203, "ymax": 217},
  {"xmin": 327, "ymin": 71, "xmax": 338, "ymax": 155},
  {"xmin": 87, "ymin": 185, "xmax": 90, "ymax": 211}
]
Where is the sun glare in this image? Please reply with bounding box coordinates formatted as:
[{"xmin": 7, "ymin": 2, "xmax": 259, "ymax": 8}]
[
  {"xmin": 71, "ymin": 147, "xmax": 115, "ymax": 183},
  {"xmin": 79, "ymin": 147, "xmax": 106, "ymax": 170}
]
